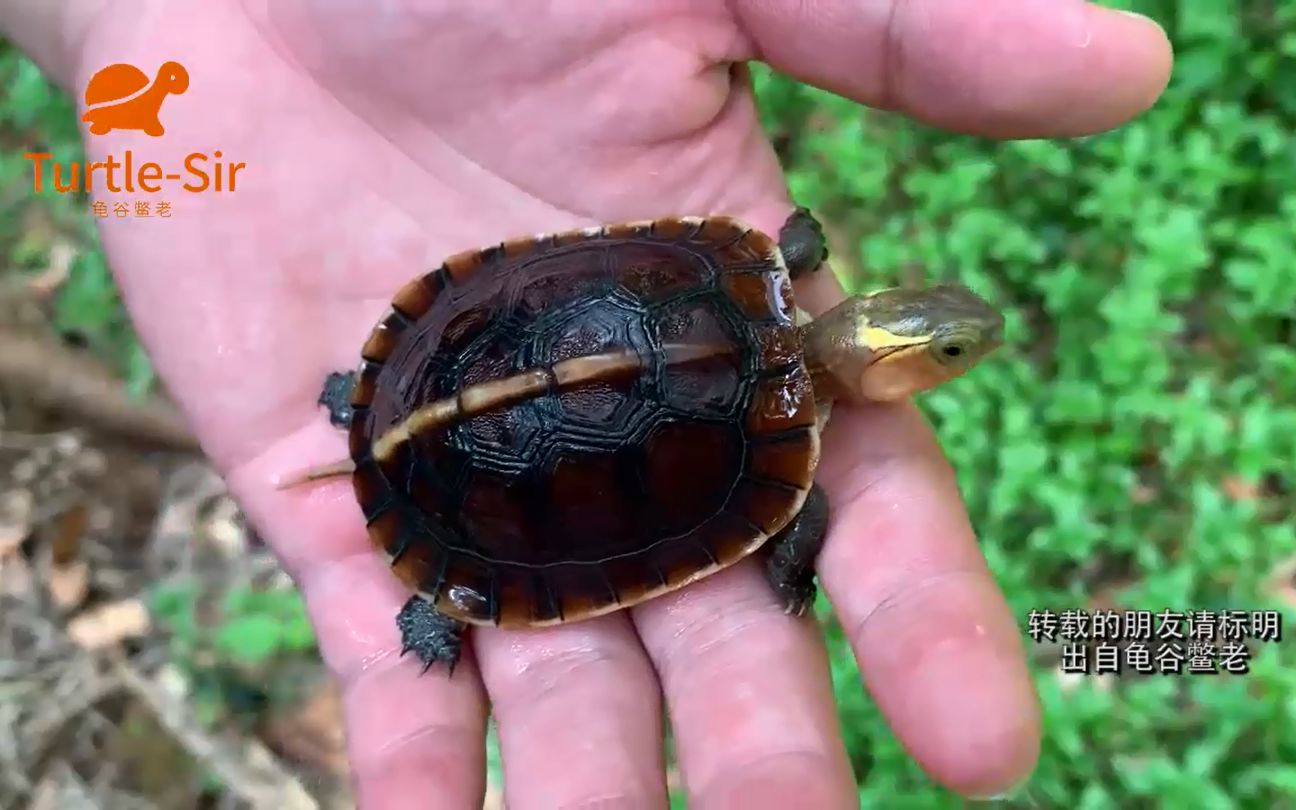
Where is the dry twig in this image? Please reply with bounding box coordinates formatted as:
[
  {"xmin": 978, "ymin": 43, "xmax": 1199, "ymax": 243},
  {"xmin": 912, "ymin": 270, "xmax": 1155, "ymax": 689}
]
[
  {"xmin": 106, "ymin": 652, "xmax": 320, "ymax": 810},
  {"xmin": 0, "ymin": 328, "xmax": 198, "ymax": 452}
]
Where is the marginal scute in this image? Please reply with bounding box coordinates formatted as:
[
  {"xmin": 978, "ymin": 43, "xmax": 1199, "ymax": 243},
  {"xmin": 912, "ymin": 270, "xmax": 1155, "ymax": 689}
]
[
  {"xmin": 361, "ymin": 310, "xmax": 409, "ymax": 363},
  {"xmin": 365, "ymin": 506, "xmax": 406, "ymax": 556},
  {"xmin": 350, "ymin": 360, "xmax": 382, "ymax": 408},
  {"xmin": 436, "ymin": 553, "xmax": 495, "ymax": 617},
  {"xmin": 390, "ymin": 272, "xmax": 443, "ymax": 319},
  {"xmin": 501, "ymin": 235, "xmax": 544, "ymax": 261},
  {"xmin": 375, "ymin": 436, "xmax": 414, "ymax": 487},
  {"xmin": 348, "ymin": 215, "xmax": 820, "ymax": 627},
  {"xmin": 728, "ymin": 476, "xmax": 803, "ymax": 535},
  {"xmin": 552, "ymin": 228, "xmax": 591, "ymax": 248},
  {"xmin": 705, "ymin": 510, "xmax": 769, "ymax": 565},
  {"xmin": 646, "ymin": 217, "xmax": 698, "ymax": 241},
  {"xmin": 392, "ymin": 533, "xmax": 446, "ymax": 594},
  {"xmin": 444, "ymin": 249, "xmax": 487, "ymax": 281},
  {"xmin": 746, "ymin": 431, "xmax": 817, "ymax": 490},
  {"xmin": 603, "ymin": 222, "xmax": 653, "ymax": 240},
  {"xmin": 546, "ymin": 563, "xmax": 617, "ymax": 620},
  {"xmin": 695, "ymin": 216, "xmax": 748, "ymax": 246},
  {"xmin": 352, "ymin": 460, "xmax": 390, "ymax": 519},
  {"xmin": 652, "ymin": 535, "xmax": 719, "ymax": 587},
  {"xmin": 745, "ymin": 369, "xmax": 817, "ymax": 434},
  {"xmin": 713, "ymin": 229, "xmax": 777, "ymax": 267}
]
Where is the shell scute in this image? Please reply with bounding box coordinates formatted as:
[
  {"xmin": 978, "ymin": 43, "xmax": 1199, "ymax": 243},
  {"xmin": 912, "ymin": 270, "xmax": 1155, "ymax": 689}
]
[{"xmin": 347, "ymin": 215, "xmax": 819, "ymax": 627}]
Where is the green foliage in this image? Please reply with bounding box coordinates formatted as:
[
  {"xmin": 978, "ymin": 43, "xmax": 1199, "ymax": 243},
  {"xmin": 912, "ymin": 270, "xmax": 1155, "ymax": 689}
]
[
  {"xmin": 0, "ymin": 40, "xmax": 153, "ymax": 391},
  {"xmin": 149, "ymin": 580, "xmax": 317, "ymax": 724},
  {"xmin": 754, "ymin": 0, "xmax": 1296, "ymax": 805},
  {"xmin": 5, "ymin": 1, "xmax": 1296, "ymax": 805},
  {"xmin": 150, "ymin": 581, "xmax": 317, "ymax": 668}
]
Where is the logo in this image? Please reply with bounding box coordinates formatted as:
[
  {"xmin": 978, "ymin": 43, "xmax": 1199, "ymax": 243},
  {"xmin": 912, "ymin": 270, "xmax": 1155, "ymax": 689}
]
[
  {"xmin": 81, "ymin": 61, "xmax": 189, "ymax": 136},
  {"xmin": 24, "ymin": 60, "xmax": 243, "ymax": 219}
]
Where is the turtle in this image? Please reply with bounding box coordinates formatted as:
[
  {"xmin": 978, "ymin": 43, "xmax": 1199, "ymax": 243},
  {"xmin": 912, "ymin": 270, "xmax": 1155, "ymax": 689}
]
[
  {"xmin": 281, "ymin": 207, "xmax": 1003, "ymax": 675},
  {"xmin": 81, "ymin": 61, "xmax": 189, "ymax": 137}
]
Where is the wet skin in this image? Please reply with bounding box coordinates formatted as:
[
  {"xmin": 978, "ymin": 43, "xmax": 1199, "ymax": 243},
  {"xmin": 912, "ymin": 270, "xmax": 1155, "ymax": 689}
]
[{"xmin": 18, "ymin": 1, "xmax": 1172, "ymax": 805}]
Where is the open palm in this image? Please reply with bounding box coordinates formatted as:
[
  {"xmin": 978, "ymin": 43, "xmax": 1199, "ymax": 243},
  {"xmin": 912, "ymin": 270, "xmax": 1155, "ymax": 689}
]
[{"xmin": 64, "ymin": 1, "xmax": 1172, "ymax": 806}]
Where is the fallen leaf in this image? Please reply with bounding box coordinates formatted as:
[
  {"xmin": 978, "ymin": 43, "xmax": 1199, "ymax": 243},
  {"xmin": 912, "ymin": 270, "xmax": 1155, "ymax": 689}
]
[
  {"xmin": 66, "ymin": 598, "xmax": 151, "ymax": 649},
  {"xmin": 0, "ymin": 552, "xmax": 33, "ymax": 598},
  {"xmin": 1261, "ymin": 555, "xmax": 1296, "ymax": 610},
  {"xmin": 46, "ymin": 559, "xmax": 89, "ymax": 609},
  {"xmin": 1129, "ymin": 482, "xmax": 1156, "ymax": 504},
  {"xmin": 0, "ymin": 489, "xmax": 34, "ymax": 557},
  {"xmin": 1221, "ymin": 475, "xmax": 1261, "ymax": 502},
  {"xmin": 27, "ymin": 239, "xmax": 77, "ymax": 298},
  {"xmin": 263, "ymin": 679, "xmax": 349, "ymax": 778},
  {"xmin": 0, "ymin": 521, "xmax": 26, "ymax": 559}
]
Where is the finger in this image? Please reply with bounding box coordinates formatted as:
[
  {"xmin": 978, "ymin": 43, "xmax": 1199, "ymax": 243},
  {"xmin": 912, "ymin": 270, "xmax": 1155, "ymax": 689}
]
[
  {"xmin": 229, "ymin": 442, "xmax": 490, "ymax": 809},
  {"xmin": 471, "ymin": 615, "xmax": 670, "ymax": 808},
  {"xmin": 814, "ymin": 403, "xmax": 1040, "ymax": 797},
  {"xmin": 731, "ymin": 0, "xmax": 1173, "ymax": 137},
  {"xmin": 631, "ymin": 565, "xmax": 857, "ymax": 808}
]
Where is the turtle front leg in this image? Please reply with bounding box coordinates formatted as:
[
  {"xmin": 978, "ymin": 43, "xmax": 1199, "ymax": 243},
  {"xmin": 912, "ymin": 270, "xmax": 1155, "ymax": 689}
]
[
  {"xmin": 761, "ymin": 483, "xmax": 830, "ymax": 617},
  {"xmin": 318, "ymin": 370, "xmax": 357, "ymax": 428},
  {"xmin": 396, "ymin": 595, "xmax": 468, "ymax": 676},
  {"xmin": 778, "ymin": 207, "xmax": 829, "ymax": 281}
]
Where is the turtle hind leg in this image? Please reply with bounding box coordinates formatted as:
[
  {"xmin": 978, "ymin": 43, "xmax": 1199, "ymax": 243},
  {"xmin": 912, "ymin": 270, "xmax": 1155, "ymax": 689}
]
[
  {"xmin": 761, "ymin": 482, "xmax": 830, "ymax": 617},
  {"xmin": 318, "ymin": 370, "xmax": 357, "ymax": 428},
  {"xmin": 396, "ymin": 595, "xmax": 467, "ymax": 676},
  {"xmin": 778, "ymin": 206, "xmax": 829, "ymax": 281}
]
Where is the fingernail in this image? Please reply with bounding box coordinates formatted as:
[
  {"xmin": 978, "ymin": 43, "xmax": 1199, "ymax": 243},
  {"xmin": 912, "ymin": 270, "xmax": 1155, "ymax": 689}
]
[
  {"xmin": 966, "ymin": 772, "xmax": 1035, "ymax": 802},
  {"xmin": 1114, "ymin": 8, "xmax": 1164, "ymax": 30}
]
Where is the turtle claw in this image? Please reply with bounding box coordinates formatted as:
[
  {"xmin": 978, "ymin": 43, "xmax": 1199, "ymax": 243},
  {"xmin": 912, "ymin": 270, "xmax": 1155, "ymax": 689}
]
[
  {"xmin": 396, "ymin": 595, "xmax": 465, "ymax": 677},
  {"xmin": 778, "ymin": 207, "xmax": 830, "ymax": 280},
  {"xmin": 762, "ymin": 483, "xmax": 829, "ymax": 618},
  {"xmin": 777, "ymin": 583, "xmax": 816, "ymax": 619},
  {"xmin": 319, "ymin": 370, "xmax": 357, "ymax": 428}
]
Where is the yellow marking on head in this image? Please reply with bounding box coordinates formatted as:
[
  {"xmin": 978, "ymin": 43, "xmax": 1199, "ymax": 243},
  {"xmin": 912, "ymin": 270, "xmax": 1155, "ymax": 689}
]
[
  {"xmin": 860, "ymin": 344, "xmax": 956, "ymax": 401},
  {"xmin": 855, "ymin": 323, "xmax": 932, "ymax": 353}
]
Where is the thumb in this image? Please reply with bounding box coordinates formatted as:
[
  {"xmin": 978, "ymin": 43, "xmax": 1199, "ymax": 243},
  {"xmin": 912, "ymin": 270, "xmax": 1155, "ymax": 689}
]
[{"xmin": 729, "ymin": 0, "xmax": 1173, "ymax": 138}]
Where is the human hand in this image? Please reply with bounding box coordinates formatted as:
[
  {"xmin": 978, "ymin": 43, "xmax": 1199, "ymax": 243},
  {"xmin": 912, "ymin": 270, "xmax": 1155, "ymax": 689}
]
[{"xmin": 45, "ymin": 1, "xmax": 1171, "ymax": 805}]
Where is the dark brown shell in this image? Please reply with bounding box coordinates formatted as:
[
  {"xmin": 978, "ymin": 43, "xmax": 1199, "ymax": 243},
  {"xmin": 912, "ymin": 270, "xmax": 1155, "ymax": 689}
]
[{"xmin": 347, "ymin": 216, "xmax": 820, "ymax": 627}]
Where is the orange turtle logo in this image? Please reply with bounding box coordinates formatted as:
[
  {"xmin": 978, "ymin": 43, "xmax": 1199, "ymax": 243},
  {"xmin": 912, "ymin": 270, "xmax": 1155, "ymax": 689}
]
[{"xmin": 81, "ymin": 61, "xmax": 189, "ymax": 136}]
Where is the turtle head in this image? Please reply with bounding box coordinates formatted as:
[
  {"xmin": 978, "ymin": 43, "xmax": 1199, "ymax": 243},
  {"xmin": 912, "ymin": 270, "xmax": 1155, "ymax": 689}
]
[{"xmin": 800, "ymin": 284, "xmax": 1004, "ymax": 404}]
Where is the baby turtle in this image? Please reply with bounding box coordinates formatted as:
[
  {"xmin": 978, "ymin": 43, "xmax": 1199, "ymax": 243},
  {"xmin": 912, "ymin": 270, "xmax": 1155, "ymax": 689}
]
[
  {"xmin": 81, "ymin": 61, "xmax": 189, "ymax": 137},
  {"xmin": 284, "ymin": 208, "xmax": 1003, "ymax": 674}
]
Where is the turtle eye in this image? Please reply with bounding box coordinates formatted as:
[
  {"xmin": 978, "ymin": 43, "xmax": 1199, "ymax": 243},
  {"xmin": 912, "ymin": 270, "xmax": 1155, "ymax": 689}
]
[{"xmin": 934, "ymin": 339, "xmax": 968, "ymax": 364}]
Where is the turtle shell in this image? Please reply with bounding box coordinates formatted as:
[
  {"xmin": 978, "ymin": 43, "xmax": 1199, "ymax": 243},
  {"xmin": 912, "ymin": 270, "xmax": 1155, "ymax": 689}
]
[
  {"xmin": 84, "ymin": 64, "xmax": 151, "ymax": 106},
  {"xmin": 346, "ymin": 217, "xmax": 820, "ymax": 628}
]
